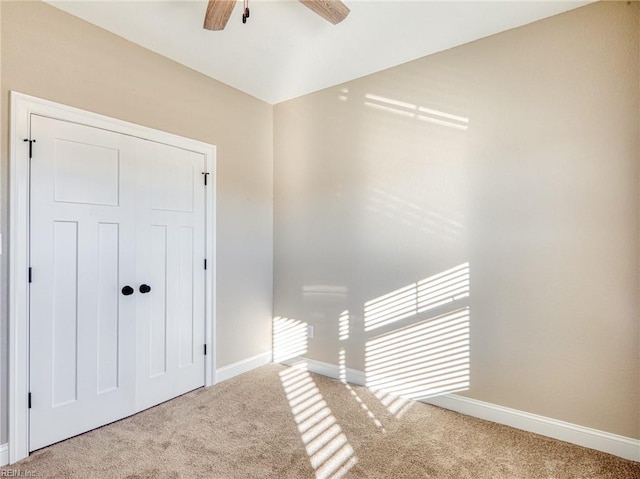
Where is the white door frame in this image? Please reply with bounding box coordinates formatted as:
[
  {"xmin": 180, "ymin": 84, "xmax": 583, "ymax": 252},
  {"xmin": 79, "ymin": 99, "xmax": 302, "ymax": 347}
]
[{"xmin": 8, "ymin": 92, "xmax": 217, "ymax": 464}]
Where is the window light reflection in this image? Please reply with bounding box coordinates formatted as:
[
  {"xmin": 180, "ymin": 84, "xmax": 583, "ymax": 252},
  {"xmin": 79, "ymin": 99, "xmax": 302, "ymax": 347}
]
[
  {"xmin": 273, "ymin": 317, "xmax": 308, "ymax": 362},
  {"xmin": 366, "ymin": 308, "xmax": 470, "ymax": 399},
  {"xmin": 364, "ymin": 93, "xmax": 469, "ymax": 131},
  {"xmin": 339, "ymin": 348, "xmax": 385, "ymax": 431},
  {"xmin": 364, "ymin": 263, "xmax": 469, "ymax": 332},
  {"xmin": 280, "ymin": 363, "xmax": 358, "ymax": 479}
]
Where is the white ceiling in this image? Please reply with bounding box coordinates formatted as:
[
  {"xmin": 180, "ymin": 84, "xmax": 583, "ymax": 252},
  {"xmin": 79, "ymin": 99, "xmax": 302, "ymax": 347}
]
[{"xmin": 45, "ymin": 1, "xmax": 591, "ymax": 104}]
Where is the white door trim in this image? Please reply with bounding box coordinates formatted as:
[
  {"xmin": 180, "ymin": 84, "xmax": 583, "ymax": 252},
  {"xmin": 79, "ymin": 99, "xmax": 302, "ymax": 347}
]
[{"xmin": 8, "ymin": 92, "xmax": 217, "ymax": 464}]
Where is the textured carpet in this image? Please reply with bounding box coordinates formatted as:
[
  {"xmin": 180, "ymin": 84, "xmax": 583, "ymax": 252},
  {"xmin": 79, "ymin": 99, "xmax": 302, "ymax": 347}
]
[{"xmin": 3, "ymin": 362, "xmax": 639, "ymax": 478}]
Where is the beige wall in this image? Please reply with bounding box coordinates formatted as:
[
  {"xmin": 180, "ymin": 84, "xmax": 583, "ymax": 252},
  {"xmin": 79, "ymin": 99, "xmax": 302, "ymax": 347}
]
[
  {"xmin": 274, "ymin": 1, "xmax": 640, "ymax": 438},
  {"xmin": 0, "ymin": 1, "xmax": 274, "ymax": 443},
  {"xmin": 0, "ymin": 0, "xmax": 4, "ymax": 451}
]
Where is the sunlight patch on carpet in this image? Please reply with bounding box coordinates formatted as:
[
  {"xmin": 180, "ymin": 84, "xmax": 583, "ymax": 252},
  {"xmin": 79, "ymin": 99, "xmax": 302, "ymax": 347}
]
[
  {"xmin": 280, "ymin": 362, "xmax": 358, "ymax": 479},
  {"xmin": 339, "ymin": 348, "xmax": 386, "ymax": 431}
]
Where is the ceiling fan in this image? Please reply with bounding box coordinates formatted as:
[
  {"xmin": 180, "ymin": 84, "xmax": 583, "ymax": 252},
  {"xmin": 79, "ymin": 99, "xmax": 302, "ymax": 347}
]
[{"xmin": 203, "ymin": 0, "xmax": 350, "ymax": 30}]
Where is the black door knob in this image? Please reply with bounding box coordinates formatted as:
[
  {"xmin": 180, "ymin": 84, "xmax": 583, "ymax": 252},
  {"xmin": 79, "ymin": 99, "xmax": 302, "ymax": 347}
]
[
  {"xmin": 121, "ymin": 286, "xmax": 134, "ymax": 296},
  {"xmin": 139, "ymin": 284, "xmax": 151, "ymax": 294}
]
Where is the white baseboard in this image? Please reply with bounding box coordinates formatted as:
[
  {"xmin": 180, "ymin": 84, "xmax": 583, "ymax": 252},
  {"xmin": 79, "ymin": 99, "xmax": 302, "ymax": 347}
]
[
  {"xmin": 281, "ymin": 356, "xmax": 640, "ymax": 463},
  {"xmin": 282, "ymin": 356, "xmax": 366, "ymax": 386},
  {"xmin": 216, "ymin": 351, "xmax": 273, "ymax": 383},
  {"xmin": 423, "ymin": 393, "xmax": 640, "ymax": 462},
  {"xmin": 0, "ymin": 443, "xmax": 8, "ymax": 467}
]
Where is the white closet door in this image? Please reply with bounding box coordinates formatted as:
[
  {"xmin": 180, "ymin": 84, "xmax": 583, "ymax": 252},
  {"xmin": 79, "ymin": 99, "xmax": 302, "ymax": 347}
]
[
  {"xmin": 135, "ymin": 140, "xmax": 206, "ymax": 411},
  {"xmin": 29, "ymin": 115, "xmax": 207, "ymax": 452},
  {"xmin": 29, "ymin": 115, "xmax": 138, "ymax": 450}
]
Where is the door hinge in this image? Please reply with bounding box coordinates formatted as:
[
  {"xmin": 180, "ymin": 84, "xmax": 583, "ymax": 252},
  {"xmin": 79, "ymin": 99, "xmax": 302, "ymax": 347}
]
[
  {"xmin": 23, "ymin": 138, "xmax": 36, "ymax": 159},
  {"xmin": 28, "ymin": 392, "xmax": 32, "ymax": 409},
  {"xmin": 28, "ymin": 267, "xmax": 32, "ymax": 283},
  {"xmin": 202, "ymin": 172, "xmax": 209, "ymax": 186},
  {"xmin": 204, "ymin": 344, "xmax": 207, "ymax": 356},
  {"xmin": 204, "ymin": 259, "xmax": 207, "ymax": 270}
]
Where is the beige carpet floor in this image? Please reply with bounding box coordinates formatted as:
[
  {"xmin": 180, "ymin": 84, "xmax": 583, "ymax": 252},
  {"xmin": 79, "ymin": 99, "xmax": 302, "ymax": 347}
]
[{"xmin": 3, "ymin": 362, "xmax": 639, "ymax": 478}]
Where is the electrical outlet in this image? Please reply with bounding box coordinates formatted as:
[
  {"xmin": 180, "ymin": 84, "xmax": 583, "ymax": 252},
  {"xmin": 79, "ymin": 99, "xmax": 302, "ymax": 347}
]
[{"xmin": 307, "ymin": 325, "xmax": 314, "ymax": 339}]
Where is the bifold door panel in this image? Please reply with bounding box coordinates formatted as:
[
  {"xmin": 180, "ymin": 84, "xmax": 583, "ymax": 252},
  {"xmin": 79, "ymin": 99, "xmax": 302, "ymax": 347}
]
[
  {"xmin": 29, "ymin": 115, "xmax": 206, "ymax": 451},
  {"xmin": 136, "ymin": 140, "xmax": 206, "ymax": 412}
]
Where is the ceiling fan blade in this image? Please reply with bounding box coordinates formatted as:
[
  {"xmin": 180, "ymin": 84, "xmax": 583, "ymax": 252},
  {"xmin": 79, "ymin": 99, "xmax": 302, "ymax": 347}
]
[
  {"xmin": 203, "ymin": 0, "xmax": 236, "ymax": 31},
  {"xmin": 299, "ymin": 0, "xmax": 350, "ymax": 25}
]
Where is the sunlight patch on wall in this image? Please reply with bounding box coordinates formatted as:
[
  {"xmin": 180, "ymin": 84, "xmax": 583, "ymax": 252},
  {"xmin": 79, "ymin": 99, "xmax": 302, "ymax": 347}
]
[
  {"xmin": 339, "ymin": 348, "xmax": 347, "ymax": 383},
  {"xmin": 364, "ymin": 93, "xmax": 469, "ymax": 131},
  {"xmin": 338, "ymin": 311, "xmax": 350, "ymax": 341},
  {"xmin": 303, "ymin": 285, "xmax": 349, "ymax": 300},
  {"xmin": 364, "ymin": 263, "xmax": 469, "ymax": 331},
  {"xmin": 273, "ymin": 317, "xmax": 308, "ymax": 362},
  {"xmin": 366, "ymin": 185, "xmax": 465, "ymax": 244},
  {"xmin": 417, "ymin": 263, "xmax": 469, "ymax": 313},
  {"xmin": 365, "ymin": 282, "xmax": 417, "ymax": 332},
  {"xmin": 365, "ymin": 308, "xmax": 470, "ymax": 399},
  {"xmin": 280, "ymin": 363, "xmax": 358, "ymax": 479}
]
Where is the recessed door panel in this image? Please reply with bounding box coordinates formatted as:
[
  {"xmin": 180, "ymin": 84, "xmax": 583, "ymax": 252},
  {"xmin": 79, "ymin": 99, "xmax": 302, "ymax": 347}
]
[
  {"xmin": 51, "ymin": 221, "xmax": 79, "ymax": 407},
  {"xmin": 96, "ymin": 223, "xmax": 121, "ymax": 394},
  {"xmin": 54, "ymin": 139, "xmax": 120, "ymax": 206},
  {"xmin": 149, "ymin": 225, "xmax": 168, "ymax": 378},
  {"xmin": 151, "ymin": 147, "xmax": 195, "ymax": 213},
  {"xmin": 178, "ymin": 226, "xmax": 195, "ymax": 368}
]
